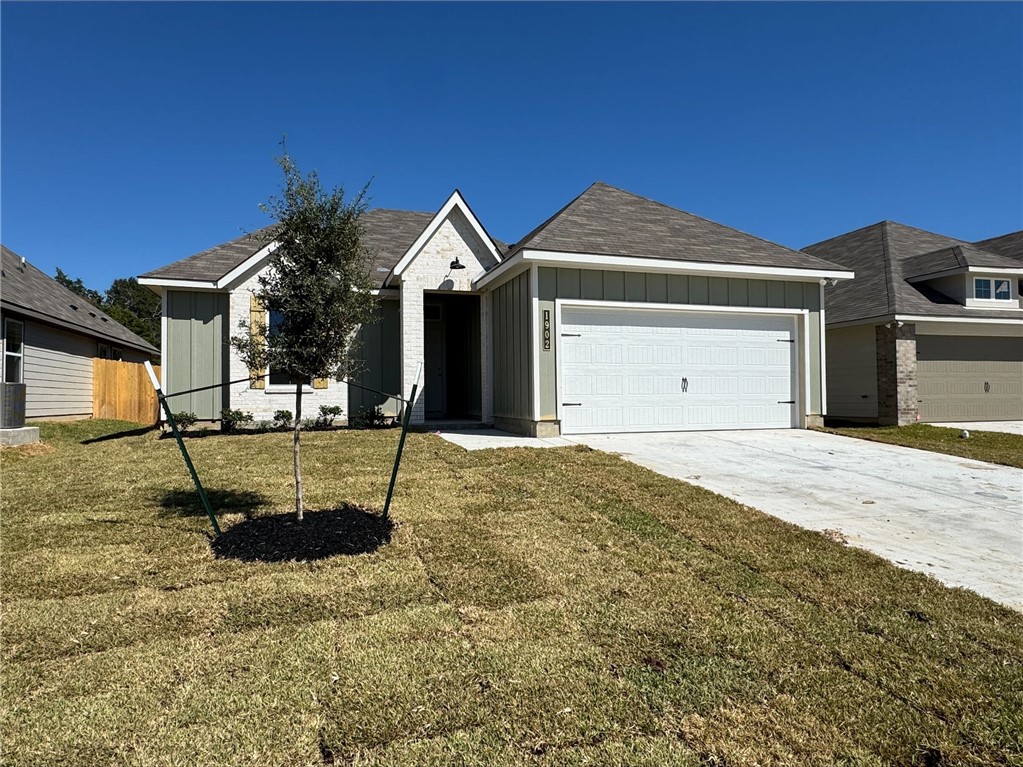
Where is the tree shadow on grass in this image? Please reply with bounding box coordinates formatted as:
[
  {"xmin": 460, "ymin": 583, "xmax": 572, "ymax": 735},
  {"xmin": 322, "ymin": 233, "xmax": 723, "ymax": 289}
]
[
  {"xmin": 211, "ymin": 505, "xmax": 393, "ymax": 563},
  {"xmin": 157, "ymin": 488, "xmax": 269, "ymax": 519}
]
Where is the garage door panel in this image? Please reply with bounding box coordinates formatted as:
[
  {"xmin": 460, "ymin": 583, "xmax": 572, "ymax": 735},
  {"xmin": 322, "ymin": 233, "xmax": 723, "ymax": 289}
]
[
  {"xmin": 917, "ymin": 335, "xmax": 1023, "ymax": 422},
  {"xmin": 560, "ymin": 307, "xmax": 797, "ymax": 434}
]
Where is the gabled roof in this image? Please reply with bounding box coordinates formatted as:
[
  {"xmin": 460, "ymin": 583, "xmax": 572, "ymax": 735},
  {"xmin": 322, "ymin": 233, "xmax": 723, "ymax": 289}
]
[
  {"xmin": 1, "ymin": 245, "xmax": 157, "ymax": 353},
  {"xmin": 975, "ymin": 230, "xmax": 1023, "ymax": 262},
  {"xmin": 505, "ymin": 182, "xmax": 846, "ymax": 272},
  {"xmin": 803, "ymin": 221, "xmax": 1023, "ymax": 324}
]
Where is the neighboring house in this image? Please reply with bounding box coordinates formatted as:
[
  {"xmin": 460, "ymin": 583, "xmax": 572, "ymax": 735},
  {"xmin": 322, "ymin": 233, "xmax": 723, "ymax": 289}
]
[
  {"xmin": 1, "ymin": 245, "xmax": 158, "ymax": 420},
  {"xmin": 975, "ymin": 230, "xmax": 1023, "ymax": 263},
  {"xmin": 139, "ymin": 182, "xmax": 851, "ymax": 436},
  {"xmin": 803, "ymin": 223, "xmax": 1023, "ymax": 425}
]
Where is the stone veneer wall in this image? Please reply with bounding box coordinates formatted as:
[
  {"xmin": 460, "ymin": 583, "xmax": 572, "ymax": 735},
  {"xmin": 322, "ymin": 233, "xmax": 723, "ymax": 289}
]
[{"xmin": 875, "ymin": 323, "xmax": 918, "ymax": 426}]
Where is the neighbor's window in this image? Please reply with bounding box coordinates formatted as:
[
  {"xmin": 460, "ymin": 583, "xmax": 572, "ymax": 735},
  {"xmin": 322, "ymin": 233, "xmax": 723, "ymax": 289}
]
[
  {"xmin": 3, "ymin": 318, "xmax": 24, "ymax": 383},
  {"xmin": 994, "ymin": 279, "xmax": 1011, "ymax": 301},
  {"xmin": 974, "ymin": 278, "xmax": 992, "ymax": 299},
  {"xmin": 267, "ymin": 310, "xmax": 311, "ymax": 387}
]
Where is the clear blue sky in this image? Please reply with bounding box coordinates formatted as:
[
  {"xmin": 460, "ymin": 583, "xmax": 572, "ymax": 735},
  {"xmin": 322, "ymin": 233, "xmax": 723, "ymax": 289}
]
[{"xmin": 2, "ymin": 2, "xmax": 1021, "ymax": 291}]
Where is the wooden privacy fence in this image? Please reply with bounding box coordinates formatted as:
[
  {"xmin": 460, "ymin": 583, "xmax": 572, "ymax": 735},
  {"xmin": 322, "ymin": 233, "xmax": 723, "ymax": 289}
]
[{"xmin": 93, "ymin": 358, "xmax": 162, "ymax": 424}]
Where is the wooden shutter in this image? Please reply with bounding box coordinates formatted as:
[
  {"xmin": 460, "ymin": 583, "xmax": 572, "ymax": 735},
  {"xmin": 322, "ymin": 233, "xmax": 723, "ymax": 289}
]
[
  {"xmin": 312, "ymin": 377, "xmax": 328, "ymax": 389},
  {"xmin": 249, "ymin": 293, "xmax": 266, "ymax": 389}
]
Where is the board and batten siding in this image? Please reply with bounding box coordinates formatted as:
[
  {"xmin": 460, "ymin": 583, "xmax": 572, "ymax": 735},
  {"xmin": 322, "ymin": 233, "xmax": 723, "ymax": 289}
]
[
  {"xmin": 491, "ymin": 271, "xmax": 533, "ymax": 421},
  {"xmin": 165, "ymin": 290, "xmax": 228, "ymax": 420},
  {"xmin": 349, "ymin": 299, "xmax": 401, "ymax": 417},
  {"xmin": 22, "ymin": 319, "xmax": 94, "ymax": 418},
  {"xmin": 824, "ymin": 325, "xmax": 878, "ymax": 420},
  {"xmin": 536, "ymin": 267, "xmax": 824, "ymax": 422}
]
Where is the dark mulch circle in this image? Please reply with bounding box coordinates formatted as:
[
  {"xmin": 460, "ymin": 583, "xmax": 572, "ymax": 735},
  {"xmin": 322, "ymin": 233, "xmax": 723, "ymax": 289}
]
[{"xmin": 210, "ymin": 505, "xmax": 393, "ymax": 563}]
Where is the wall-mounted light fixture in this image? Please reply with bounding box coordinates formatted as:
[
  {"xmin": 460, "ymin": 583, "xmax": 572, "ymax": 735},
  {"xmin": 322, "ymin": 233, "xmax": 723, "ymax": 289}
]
[{"xmin": 449, "ymin": 257, "xmax": 466, "ymax": 271}]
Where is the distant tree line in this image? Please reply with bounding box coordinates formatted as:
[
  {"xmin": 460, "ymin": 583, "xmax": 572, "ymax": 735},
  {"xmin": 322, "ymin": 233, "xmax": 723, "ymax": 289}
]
[{"xmin": 55, "ymin": 268, "xmax": 161, "ymax": 350}]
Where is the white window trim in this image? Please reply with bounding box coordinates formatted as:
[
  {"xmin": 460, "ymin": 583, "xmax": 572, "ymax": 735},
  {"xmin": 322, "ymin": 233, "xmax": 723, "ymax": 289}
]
[
  {"xmin": 966, "ymin": 275, "xmax": 1019, "ymax": 308},
  {"xmin": 3, "ymin": 318, "xmax": 25, "ymax": 384}
]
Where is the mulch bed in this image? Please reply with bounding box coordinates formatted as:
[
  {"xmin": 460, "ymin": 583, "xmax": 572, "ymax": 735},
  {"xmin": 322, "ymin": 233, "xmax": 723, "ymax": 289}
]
[{"xmin": 211, "ymin": 505, "xmax": 393, "ymax": 562}]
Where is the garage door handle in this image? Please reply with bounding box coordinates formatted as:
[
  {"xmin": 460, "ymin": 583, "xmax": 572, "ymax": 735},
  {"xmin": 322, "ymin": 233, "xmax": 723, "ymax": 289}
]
[
  {"xmin": 681, "ymin": 377, "xmax": 689, "ymax": 393},
  {"xmin": 778, "ymin": 400, "xmax": 795, "ymax": 404},
  {"xmin": 562, "ymin": 402, "xmax": 582, "ymax": 407},
  {"xmin": 561, "ymin": 333, "xmax": 581, "ymax": 337}
]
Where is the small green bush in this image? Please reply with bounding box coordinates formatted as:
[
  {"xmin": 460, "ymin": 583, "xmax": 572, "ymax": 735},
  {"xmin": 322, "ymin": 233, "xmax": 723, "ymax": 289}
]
[
  {"xmin": 273, "ymin": 409, "xmax": 293, "ymax": 428},
  {"xmin": 220, "ymin": 408, "xmax": 254, "ymax": 433},
  {"xmin": 349, "ymin": 406, "xmax": 388, "ymax": 430},
  {"xmin": 171, "ymin": 412, "xmax": 199, "ymax": 429},
  {"xmin": 313, "ymin": 405, "xmax": 344, "ymax": 430}
]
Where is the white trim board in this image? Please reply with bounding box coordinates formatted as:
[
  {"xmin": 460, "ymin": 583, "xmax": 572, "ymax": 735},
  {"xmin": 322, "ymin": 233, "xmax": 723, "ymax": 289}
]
[
  {"xmin": 386, "ymin": 190, "xmax": 502, "ymax": 287},
  {"xmin": 474, "ymin": 249, "xmax": 853, "ymax": 290}
]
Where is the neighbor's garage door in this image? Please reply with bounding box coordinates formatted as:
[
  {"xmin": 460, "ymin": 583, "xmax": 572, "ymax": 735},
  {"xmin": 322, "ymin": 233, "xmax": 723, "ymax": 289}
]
[
  {"xmin": 917, "ymin": 335, "xmax": 1023, "ymax": 422},
  {"xmin": 559, "ymin": 307, "xmax": 798, "ymax": 434}
]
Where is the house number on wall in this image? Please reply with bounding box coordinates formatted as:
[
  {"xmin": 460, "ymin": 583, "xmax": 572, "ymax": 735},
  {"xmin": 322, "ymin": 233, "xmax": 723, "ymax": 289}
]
[{"xmin": 543, "ymin": 310, "xmax": 551, "ymax": 351}]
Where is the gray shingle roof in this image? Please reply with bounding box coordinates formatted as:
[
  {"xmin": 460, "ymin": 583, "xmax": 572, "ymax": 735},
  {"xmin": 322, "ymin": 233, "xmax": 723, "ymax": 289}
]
[
  {"xmin": 803, "ymin": 222, "xmax": 1023, "ymax": 324},
  {"xmin": 902, "ymin": 243, "xmax": 1023, "ymax": 279},
  {"xmin": 506, "ymin": 182, "xmax": 847, "ymax": 272},
  {"xmin": 975, "ymin": 230, "xmax": 1023, "ymax": 262},
  {"xmin": 1, "ymin": 245, "xmax": 158, "ymax": 353},
  {"xmin": 140, "ymin": 209, "xmax": 442, "ymax": 288}
]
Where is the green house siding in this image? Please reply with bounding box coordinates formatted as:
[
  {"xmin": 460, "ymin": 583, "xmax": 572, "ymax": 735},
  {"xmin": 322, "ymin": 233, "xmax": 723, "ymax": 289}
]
[
  {"xmin": 165, "ymin": 290, "xmax": 228, "ymax": 419},
  {"xmin": 349, "ymin": 299, "xmax": 401, "ymax": 417},
  {"xmin": 491, "ymin": 271, "xmax": 533, "ymax": 420},
  {"xmin": 535, "ymin": 267, "xmax": 823, "ymax": 421}
]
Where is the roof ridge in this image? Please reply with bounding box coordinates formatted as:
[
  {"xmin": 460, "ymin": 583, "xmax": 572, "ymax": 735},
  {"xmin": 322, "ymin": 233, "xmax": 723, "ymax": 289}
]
[
  {"xmin": 880, "ymin": 222, "xmax": 897, "ymax": 315},
  {"xmin": 505, "ymin": 182, "xmax": 603, "ymax": 254},
  {"xmin": 802, "ymin": 220, "xmax": 889, "ymax": 251}
]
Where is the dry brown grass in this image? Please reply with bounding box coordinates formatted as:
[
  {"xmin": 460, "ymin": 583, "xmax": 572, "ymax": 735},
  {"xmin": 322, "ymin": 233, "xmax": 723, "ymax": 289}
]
[{"xmin": 2, "ymin": 419, "xmax": 1021, "ymax": 766}]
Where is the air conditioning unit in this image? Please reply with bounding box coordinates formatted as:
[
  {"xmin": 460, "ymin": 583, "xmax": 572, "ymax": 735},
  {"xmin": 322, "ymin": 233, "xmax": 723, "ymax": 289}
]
[{"xmin": 1, "ymin": 383, "xmax": 27, "ymax": 428}]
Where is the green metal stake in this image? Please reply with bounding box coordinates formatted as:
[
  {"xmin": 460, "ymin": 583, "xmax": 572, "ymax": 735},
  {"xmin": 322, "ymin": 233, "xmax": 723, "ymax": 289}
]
[
  {"xmin": 382, "ymin": 381, "xmax": 417, "ymax": 520},
  {"xmin": 145, "ymin": 363, "xmax": 221, "ymax": 536}
]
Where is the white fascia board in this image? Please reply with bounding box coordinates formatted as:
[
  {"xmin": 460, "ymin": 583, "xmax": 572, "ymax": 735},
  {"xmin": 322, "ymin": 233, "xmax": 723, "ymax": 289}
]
[
  {"xmin": 818, "ymin": 282, "xmax": 827, "ymax": 416},
  {"xmin": 370, "ymin": 288, "xmax": 400, "ymax": 298},
  {"xmin": 138, "ymin": 277, "xmax": 219, "ymax": 290},
  {"xmin": 967, "ymin": 266, "xmax": 1023, "ymax": 275},
  {"xmin": 472, "ymin": 250, "xmax": 528, "ymax": 290},
  {"xmin": 216, "ymin": 242, "xmax": 279, "ymax": 289},
  {"xmin": 894, "ymin": 314, "xmax": 1023, "ymax": 324},
  {"xmin": 387, "ymin": 190, "xmax": 502, "ymax": 287},
  {"xmin": 514, "ymin": 249, "xmax": 854, "ymax": 282}
]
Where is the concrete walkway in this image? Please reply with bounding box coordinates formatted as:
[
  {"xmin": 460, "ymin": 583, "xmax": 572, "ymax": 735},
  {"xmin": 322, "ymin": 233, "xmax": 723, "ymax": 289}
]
[{"xmin": 437, "ymin": 427, "xmax": 1023, "ymax": 609}]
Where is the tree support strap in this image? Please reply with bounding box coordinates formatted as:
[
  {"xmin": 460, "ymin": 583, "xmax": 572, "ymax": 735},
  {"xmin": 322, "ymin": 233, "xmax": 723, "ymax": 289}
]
[{"xmin": 143, "ymin": 361, "xmax": 422, "ymax": 535}]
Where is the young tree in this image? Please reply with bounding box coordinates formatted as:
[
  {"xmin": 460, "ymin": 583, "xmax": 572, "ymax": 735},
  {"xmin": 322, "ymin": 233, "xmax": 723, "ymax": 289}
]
[{"xmin": 232, "ymin": 151, "xmax": 377, "ymax": 521}]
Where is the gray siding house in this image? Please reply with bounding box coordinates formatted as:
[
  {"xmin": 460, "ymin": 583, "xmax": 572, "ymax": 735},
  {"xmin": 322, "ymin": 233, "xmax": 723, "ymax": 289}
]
[
  {"xmin": 1, "ymin": 245, "xmax": 158, "ymax": 419},
  {"xmin": 139, "ymin": 183, "xmax": 851, "ymax": 436},
  {"xmin": 803, "ymin": 223, "xmax": 1023, "ymax": 425}
]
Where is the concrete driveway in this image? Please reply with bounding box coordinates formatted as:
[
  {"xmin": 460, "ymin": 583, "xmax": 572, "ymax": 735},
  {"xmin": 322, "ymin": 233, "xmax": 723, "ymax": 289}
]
[{"xmin": 571, "ymin": 430, "xmax": 1023, "ymax": 609}]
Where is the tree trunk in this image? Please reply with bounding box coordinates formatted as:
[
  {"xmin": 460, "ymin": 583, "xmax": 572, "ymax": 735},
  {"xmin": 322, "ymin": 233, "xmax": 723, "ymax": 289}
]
[{"xmin": 294, "ymin": 381, "xmax": 304, "ymax": 522}]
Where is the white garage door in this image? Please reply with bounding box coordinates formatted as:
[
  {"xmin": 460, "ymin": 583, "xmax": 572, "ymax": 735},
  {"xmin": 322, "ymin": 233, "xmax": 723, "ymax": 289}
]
[{"xmin": 559, "ymin": 306, "xmax": 798, "ymax": 434}]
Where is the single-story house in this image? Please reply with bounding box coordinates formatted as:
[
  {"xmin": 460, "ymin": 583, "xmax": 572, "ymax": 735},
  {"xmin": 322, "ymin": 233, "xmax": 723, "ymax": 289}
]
[
  {"xmin": 803, "ymin": 222, "xmax": 1023, "ymax": 425},
  {"xmin": 1, "ymin": 245, "xmax": 158, "ymax": 420},
  {"xmin": 139, "ymin": 182, "xmax": 853, "ymax": 436}
]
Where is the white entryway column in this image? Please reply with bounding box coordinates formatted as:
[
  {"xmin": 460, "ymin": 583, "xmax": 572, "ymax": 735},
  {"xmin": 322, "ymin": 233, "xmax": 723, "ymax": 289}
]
[{"xmin": 399, "ymin": 279, "xmax": 426, "ymax": 424}]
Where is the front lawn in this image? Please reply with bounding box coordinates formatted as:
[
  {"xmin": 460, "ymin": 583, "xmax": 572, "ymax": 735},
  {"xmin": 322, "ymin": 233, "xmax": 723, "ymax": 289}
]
[
  {"xmin": 2, "ymin": 420, "xmax": 1021, "ymax": 766},
  {"xmin": 820, "ymin": 423, "xmax": 1023, "ymax": 469}
]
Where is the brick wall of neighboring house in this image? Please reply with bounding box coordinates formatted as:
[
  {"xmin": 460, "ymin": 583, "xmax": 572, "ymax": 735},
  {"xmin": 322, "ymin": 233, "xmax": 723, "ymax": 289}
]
[
  {"xmin": 227, "ymin": 269, "xmax": 349, "ymax": 423},
  {"xmin": 398, "ymin": 209, "xmax": 498, "ymax": 424},
  {"xmin": 876, "ymin": 322, "xmax": 918, "ymax": 426}
]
